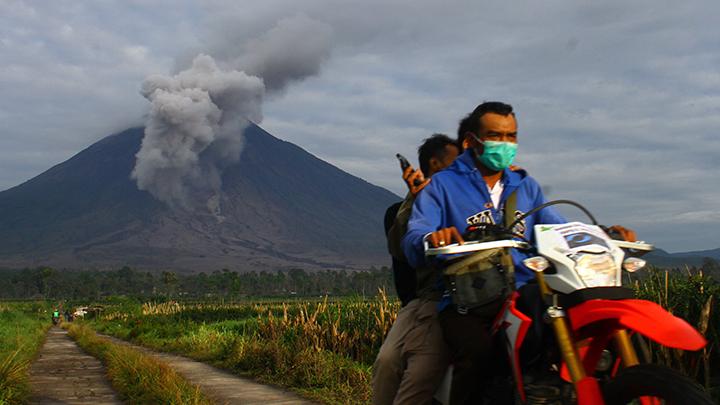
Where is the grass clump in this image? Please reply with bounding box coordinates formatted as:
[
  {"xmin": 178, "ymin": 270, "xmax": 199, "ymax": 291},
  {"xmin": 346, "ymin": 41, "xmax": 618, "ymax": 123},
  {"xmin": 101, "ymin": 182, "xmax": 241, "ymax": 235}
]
[
  {"xmin": 0, "ymin": 302, "xmax": 51, "ymax": 405},
  {"xmin": 0, "ymin": 349, "xmax": 29, "ymax": 405},
  {"xmin": 632, "ymin": 267, "xmax": 720, "ymax": 399},
  {"xmin": 224, "ymin": 334, "xmax": 372, "ymax": 404},
  {"xmin": 67, "ymin": 323, "xmax": 211, "ymax": 405},
  {"xmin": 89, "ymin": 293, "xmax": 397, "ymax": 404}
]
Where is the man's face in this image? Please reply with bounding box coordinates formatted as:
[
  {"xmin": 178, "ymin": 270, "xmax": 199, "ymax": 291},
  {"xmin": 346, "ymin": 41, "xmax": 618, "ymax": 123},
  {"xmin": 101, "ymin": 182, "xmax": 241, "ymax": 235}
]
[
  {"xmin": 428, "ymin": 144, "xmax": 460, "ymax": 177},
  {"xmin": 470, "ymin": 112, "xmax": 518, "ymax": 151}
]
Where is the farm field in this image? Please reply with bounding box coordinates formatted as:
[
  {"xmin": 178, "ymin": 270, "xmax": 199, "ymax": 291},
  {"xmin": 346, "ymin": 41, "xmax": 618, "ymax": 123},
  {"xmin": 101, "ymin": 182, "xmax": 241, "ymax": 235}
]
[
  {"xmin": 86, "ymin": 292, "xmax": 399, "ymax": 404},
  {"xmin": 76, "ymin": 268, "xmax": 719, "ymax": 403},
  {"xmin": 0, "ymin": 302, "xmax": 51, "ymax": 404},
  {"xmin": 3, "ymin": 267, "xmax": 718, "ymax": 404}
]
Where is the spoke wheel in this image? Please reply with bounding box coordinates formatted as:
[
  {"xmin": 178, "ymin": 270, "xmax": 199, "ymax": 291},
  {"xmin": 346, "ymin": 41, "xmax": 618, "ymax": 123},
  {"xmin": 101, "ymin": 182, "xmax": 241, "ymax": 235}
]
[{"xmin": 602, "ymin": 364, "xmax": 714, "ymax": 405}]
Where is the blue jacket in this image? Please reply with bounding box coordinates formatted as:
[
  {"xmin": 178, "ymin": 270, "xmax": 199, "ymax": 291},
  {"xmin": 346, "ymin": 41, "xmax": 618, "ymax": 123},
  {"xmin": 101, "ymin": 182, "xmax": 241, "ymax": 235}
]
[{"xmin": 402, "ymin": 150, "xmax": 566, "ymax": 290}]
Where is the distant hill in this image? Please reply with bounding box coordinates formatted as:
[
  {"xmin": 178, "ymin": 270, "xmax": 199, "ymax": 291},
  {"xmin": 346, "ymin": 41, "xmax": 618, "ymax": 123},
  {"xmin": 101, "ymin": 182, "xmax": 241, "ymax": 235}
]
[
  {"xmin": 0, "ymin": 124, "xmax": 400, "ymax": 272},
  {"xmin": 645, "ymin": 247, "xmax": 720, "ymax": 268}
]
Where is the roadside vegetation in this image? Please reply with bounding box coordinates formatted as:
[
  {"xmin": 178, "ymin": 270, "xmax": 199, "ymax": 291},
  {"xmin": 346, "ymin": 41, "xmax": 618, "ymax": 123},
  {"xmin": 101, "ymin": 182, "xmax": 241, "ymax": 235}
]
[
  {"xmin": 4, "ymin": 264, "xmax": 712, "ymax": 404},
  {"xmin": 632, "ymin": 267, "xmax": 719, "ymax": 399},
  {"xmin": 0, "ymin": 302, "xmax": 51, "ymax": 405},
  {"xmin": 67, "ymin": 323, "xmax": 211, "ymax": 405},
  {"xmin": 87, "ymin": 293, "xmax": 398, "ymax": 404},
  {"xmin": 80, "ymin": 267, "xmax": 718, "ymax": 403}
]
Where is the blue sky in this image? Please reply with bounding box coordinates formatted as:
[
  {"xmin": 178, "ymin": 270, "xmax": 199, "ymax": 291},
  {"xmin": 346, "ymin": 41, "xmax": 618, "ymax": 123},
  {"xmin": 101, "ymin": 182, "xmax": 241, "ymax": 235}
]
[{"xmin": 1, "ymin": 0, "xmax": 719, "ymax": 252}]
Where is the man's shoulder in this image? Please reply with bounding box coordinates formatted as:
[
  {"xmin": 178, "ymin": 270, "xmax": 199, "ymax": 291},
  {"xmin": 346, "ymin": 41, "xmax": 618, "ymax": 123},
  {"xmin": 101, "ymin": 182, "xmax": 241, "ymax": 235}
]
[
  {"xmin": 506, "ymin": 168, "xmax": 539, "ymax": 188},
  {"xmin": 384, "ymin": 201, "xmax": 404, "ymax": 234},
  {"xmin": 385, "ymin": 201, "xmax": 403, "ymax": 215},
  {"xmin": 429, "ymin": 164, "xmax": 470, "ymax": 185}
]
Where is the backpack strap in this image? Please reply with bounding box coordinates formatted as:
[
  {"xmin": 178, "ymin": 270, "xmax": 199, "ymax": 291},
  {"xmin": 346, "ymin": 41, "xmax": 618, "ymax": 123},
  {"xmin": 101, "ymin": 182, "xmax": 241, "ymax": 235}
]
[
  {"xmin": 500, "ymin": 189, "xmax": 519, "ymax": 281},
  {"xmin": 503, "ymin": 188, "xmax": 518, "ymax": 230}
]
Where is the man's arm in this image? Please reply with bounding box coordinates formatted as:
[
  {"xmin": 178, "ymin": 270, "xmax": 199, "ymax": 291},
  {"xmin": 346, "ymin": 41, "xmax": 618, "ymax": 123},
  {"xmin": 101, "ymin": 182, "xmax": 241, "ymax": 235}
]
[{"xmin": 401, "ymin": 182, "xmax": 445, "ymax": 269}]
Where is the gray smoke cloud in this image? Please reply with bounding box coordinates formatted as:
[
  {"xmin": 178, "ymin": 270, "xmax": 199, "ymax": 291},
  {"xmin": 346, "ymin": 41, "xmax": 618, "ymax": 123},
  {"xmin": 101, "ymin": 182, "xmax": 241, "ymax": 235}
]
[
  {"xmin": 230, "ymin": 14, "xmax": 334, "ymax": 93},
  {"xmin": 132, "ymin": 15, "xmax": 332, "ymax": 209}
]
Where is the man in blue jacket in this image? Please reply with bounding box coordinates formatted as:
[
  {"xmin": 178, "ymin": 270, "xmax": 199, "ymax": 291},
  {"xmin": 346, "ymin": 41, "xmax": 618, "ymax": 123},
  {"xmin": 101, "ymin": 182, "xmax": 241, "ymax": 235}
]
[
  {"xmin": 402, "ymin": 101, "xmax": 564, "ymax": 285},
  {"xmin": 402, "ymin": 101, "xmax": 635, "ymax": 404},
  {"xmin": 402, "ymin": 101, "xmax": 566, "ymax": 403}
]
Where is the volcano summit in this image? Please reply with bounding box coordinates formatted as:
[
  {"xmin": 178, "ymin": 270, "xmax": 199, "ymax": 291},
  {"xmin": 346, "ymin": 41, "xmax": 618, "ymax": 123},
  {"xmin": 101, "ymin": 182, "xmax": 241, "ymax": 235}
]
[{"xmin": 0, "ymin": 124, "xmax": 398, "ymax": 272}]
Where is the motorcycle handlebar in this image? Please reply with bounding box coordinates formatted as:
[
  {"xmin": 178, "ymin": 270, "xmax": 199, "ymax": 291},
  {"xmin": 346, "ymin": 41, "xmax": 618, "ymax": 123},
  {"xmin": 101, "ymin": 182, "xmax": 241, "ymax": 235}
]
[
  {"xmin": 611, "ymin": 240, "xmax": 654, "ymax": 251},
  {"xmin": 423, "ymin": 237, "xmax": 652, "ymax": 257},
  {"xmin": 424, "ymin": 239, "xmax": 531, "ymax": 256}
]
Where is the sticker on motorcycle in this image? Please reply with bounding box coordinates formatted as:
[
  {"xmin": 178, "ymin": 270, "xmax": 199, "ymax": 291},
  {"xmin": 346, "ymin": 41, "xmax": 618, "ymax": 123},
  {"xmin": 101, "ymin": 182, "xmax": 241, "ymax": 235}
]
[
  {"xmin": 552, "ymin": 223, "xmax": 611, "ymax": 252},
  {"xmin": 564, "ymin": 232, "xmax": 610, "ymax": 250}
]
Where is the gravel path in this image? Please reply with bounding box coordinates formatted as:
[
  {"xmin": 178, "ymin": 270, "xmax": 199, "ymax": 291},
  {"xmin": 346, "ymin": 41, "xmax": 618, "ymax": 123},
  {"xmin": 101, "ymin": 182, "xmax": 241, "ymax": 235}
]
[
  {"xmin": 100, "ymin": 334, "xmax": 319, "ymax": 405},
  {"xmin": 28, "ymin": 327, "xmax": 122, "ymax": 405}
]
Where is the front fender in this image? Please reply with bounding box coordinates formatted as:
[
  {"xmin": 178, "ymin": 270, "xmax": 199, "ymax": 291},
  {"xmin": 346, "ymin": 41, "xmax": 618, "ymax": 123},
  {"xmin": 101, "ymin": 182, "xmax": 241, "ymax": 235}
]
[{"xmin": 568, "ymin": 299, "xmax": 706, "ymax": 350}]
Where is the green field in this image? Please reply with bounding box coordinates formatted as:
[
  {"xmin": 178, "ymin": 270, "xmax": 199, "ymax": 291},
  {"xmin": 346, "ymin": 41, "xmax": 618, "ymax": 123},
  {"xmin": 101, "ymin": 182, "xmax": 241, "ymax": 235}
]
[
  {"xmin": 3, "ymin": 266, "xmax": 718, "ymax": 404},
  {"xmin": 68, "ymin": 268, "xmax": 716, "ymax": 403},
  {"xmin": 85, "ymin": 292, "xmax": 398, "ymax": 404},
  {"xmin": 0, "ymin": 302, "xmax": 51, "ymax": 405}
]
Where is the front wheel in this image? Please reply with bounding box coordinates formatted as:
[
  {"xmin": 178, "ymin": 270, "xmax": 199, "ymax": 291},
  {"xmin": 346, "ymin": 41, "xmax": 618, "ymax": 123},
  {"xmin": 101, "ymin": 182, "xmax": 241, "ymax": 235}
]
[{"xmin": 603, "ymin": 364, "xmax": 714, "ymax": 405}]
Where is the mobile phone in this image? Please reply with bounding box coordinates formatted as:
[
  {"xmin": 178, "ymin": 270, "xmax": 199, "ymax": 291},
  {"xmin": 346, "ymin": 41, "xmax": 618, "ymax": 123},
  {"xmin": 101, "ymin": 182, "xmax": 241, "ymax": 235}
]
[
  {"xmin": 395, "ymin": 153, "xmax": 423, "ymax": 186},
  {"xmin": 396, "ymin": 153, "xmax": 411, "ymax": 171}
]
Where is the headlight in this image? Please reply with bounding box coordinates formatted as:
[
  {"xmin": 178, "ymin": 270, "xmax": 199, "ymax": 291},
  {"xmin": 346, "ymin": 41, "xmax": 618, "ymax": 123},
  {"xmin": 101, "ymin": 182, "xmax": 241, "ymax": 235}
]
[{"xmin": 573, "ymin": 252, "xmax": 618, "ymax": 287}]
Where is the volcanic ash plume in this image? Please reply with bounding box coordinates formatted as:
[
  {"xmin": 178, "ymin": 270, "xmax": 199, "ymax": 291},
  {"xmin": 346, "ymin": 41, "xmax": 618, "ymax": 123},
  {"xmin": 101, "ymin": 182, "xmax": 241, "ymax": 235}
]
[
  {"xmin": 132, "ymin": 15, "xmax": 332, "ymax": 210},
  {"xmin": 231, "ymin": 14, "xmax": 334, "ymax": 93},
  {"xmin": 132, "ymin": 54, "xmax": 264, "ymax": 209}
]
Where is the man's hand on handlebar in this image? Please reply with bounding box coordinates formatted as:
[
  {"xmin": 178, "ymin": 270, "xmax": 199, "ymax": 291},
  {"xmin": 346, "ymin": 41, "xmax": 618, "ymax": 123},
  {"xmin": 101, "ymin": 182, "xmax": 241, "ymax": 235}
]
[
  {"xmin": 403, "ymin": 167, "xmax": 430, "ymax": 196},
  {"xmin": 608, "ymin": 225, "xmax": 637, "ymax": 242},
  {"xmin": 428, "ymin": 226, "xmax": 465, "ymax": 248}
]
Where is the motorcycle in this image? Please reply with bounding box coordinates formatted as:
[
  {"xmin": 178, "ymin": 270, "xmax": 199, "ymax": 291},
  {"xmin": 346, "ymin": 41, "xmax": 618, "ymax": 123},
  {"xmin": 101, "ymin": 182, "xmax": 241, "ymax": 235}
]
[{"xmin": 427, "ymin": 200, "xmax": 713, "ymax": 405}]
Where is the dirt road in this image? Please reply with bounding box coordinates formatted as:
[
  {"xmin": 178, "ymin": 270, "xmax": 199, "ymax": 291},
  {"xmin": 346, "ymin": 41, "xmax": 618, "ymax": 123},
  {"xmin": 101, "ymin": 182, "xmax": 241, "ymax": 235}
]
[
  {"xmin": 28, "ymin": 327, "xmax": 121, "ymax": 405},
  {"xmin": 27, "ymin": 327, "xmax": 319, "ymax": 404},
  {"xmin": 100, "ymin": 333, "xmax": 318, "ymax": 405}
]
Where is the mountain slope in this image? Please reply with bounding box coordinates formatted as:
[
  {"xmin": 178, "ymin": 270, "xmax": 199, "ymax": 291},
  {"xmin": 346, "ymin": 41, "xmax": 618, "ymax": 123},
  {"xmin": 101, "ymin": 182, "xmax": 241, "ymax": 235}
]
[
  {"xmin": 0, "ymin": 124, "xmax": 400, "ymax": 271},
  {"xmin": 645, "ymin": 247, "xmax": 720, "ymax": 268}
]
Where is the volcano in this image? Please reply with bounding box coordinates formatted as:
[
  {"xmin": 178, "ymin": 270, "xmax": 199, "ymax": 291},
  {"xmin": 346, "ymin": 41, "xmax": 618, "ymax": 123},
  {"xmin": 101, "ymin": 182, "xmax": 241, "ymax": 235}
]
[{"xmin": 0, "ymin": 124, "xmax": 399, "ymax": 272}]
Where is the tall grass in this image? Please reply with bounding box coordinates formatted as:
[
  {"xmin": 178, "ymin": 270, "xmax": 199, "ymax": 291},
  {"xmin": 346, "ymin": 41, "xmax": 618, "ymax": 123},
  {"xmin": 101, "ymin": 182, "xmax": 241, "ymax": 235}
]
[
  {"xmin": 256, "ymin": 291, "xmax": 398, "ymax": 365},
  {"xmin": 0, "ymin": 302, "xmax": 50, "ymax": 405},
  {"xmin": 90, "ymin": 290, "xmax": 398, "ymax": 404},
  {"xmin": 67, "ymin": 323, "xmax": 211, "ymax": 405},
  {"xmin": 632, "ymin": 267, "xmax": 719, "ymax": 396},
  {"xmin": 85, "ymin": 272, "xmax": 720, "ymax": 403}
]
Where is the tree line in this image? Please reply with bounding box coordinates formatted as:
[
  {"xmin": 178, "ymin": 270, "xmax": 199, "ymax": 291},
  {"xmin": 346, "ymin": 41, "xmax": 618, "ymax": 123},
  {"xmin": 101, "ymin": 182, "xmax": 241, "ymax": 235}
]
[{"xmin": 0, "ymin": 266, "xmax": 395, "ymax": 300}]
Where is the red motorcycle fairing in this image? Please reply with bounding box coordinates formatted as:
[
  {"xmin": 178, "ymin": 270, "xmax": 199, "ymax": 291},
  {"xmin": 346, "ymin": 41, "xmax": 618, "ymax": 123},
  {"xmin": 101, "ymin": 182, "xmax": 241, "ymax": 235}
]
[
  {"xmin": 567, "ymin": 299, "xmax": 706, "ymax": 351},
  {"xmin": 493, "ymin": 292, "xmax": 532, "ymax": 403},
  {"xmin": 559, "ymin": 298, "xmax": 706, "ymax": 382}
]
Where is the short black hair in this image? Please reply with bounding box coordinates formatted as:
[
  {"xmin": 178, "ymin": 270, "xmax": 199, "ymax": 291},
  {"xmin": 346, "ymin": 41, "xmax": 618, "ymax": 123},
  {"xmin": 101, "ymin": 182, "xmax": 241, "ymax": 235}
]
[
  {"xmin": 456, "ymin": 114, "xmax": 474, "ymax": 150},
  {"xmin": 465, "ymin": 101, "xmax": 515, "ymax": 135},
  {"xmin": 418, "ymin": 133, "xmax": 457, "ymax": 175}
]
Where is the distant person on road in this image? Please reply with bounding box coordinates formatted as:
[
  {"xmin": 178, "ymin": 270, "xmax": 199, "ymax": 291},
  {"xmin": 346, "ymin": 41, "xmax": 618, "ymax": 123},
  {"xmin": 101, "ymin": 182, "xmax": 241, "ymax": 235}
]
[{"xmin": 373, "ymin": 133, "xmax": 459, "ymax": 405}]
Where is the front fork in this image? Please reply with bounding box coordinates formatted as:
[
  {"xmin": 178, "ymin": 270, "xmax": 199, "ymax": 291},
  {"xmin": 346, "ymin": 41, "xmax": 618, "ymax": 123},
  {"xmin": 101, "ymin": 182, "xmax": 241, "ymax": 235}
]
[
  {"xmin": 613, "ymin": 329, "xmax": 640, "ymax": 367},
  {"xmin": 535, "ymin": 273, "xmax": 656, "ymax": 405},
  {"xmin": 536, "ymin": 273, "xmax": 648, "ymax": 405},
  {"xmin": 537, "ymin": 272, "xmax": 607, "ymax": 405}
]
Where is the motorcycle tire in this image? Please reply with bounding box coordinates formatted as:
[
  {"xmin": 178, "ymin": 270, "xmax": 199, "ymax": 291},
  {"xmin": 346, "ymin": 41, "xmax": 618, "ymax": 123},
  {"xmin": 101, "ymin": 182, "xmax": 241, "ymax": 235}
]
[{"xmin": 602, "ymin": 364, "xmax": 714, "ymax": 405}]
